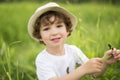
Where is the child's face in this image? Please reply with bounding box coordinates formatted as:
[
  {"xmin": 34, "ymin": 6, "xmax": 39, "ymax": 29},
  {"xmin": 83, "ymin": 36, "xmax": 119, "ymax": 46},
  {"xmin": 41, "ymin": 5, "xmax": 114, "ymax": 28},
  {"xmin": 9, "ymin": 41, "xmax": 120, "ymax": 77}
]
[{"xmin": 39, "ymin": 16, "xmax": 69, "ymax": 47}]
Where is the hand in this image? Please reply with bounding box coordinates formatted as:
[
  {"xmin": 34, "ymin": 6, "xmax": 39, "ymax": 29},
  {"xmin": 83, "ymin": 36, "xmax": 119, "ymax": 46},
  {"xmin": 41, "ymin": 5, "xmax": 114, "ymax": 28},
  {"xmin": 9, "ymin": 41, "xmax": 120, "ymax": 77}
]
[
  {"xmin": 103, "ymin": 48, "xmax": 120, "ymax": 64},
  {"xmin": 82, "ymin": 58, "xmax": 103, "ymax": 75}
]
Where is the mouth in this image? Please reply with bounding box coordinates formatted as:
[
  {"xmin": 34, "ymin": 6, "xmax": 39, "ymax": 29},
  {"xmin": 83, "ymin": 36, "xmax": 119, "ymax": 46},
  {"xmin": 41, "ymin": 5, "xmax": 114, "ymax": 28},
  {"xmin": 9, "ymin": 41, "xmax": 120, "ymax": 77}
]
[{"xmin": 51, "ymin": 37, "xmax": 61, "ymax": 42}]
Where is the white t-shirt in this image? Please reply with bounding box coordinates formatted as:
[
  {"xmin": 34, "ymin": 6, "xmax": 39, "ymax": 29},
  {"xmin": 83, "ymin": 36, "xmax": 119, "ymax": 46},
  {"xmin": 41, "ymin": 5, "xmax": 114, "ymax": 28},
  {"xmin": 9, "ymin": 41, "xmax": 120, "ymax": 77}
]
[{"xmin": 35, "ymin": 44, "xmax": 89, "ymax": 80}]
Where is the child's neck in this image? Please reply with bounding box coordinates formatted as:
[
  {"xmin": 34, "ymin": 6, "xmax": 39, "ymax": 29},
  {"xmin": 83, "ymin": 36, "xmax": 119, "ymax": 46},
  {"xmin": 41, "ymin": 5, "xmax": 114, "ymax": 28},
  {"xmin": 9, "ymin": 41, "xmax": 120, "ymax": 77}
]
[{"xmin": 46, "ymin": 45, "xmax": 65, "ymax": 56}]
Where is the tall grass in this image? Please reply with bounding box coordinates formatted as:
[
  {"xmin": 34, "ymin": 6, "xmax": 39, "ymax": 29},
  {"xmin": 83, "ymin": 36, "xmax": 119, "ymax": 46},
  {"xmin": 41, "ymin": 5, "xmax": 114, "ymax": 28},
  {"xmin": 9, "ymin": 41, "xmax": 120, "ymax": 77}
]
[{"xmin": 0, "ymin": 2, "xmax": 120, "ymax": 80}]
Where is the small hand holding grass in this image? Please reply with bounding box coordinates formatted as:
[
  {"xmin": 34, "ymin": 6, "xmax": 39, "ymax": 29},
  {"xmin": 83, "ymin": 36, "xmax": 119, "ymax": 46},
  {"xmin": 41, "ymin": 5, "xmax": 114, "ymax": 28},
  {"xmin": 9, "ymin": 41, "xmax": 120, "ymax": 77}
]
[
  {"xmin": 102, "ymin": 44, "xmax": 120, "ymax": 64},
  {"xmin": 81, "ymin": 58, "xmax": 103, "ymax": 75},
  {"xmin": 88, "ymin": 44, "xmax": 120, "ymax": 78},
  {"xmin": 79, "ymin": 44, "xmax": 120, "ymax": 78}
]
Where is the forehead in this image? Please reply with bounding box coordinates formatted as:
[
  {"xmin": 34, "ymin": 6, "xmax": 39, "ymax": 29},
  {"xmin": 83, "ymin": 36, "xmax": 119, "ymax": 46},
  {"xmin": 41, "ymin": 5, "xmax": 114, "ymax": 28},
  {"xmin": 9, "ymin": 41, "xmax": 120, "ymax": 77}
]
[
  {"xmin": 40, "ymin": 12, "xmax": 65, "ymax": 26},
  {"xmin": 41, "ymin": 18, "xmax": 64, "ymax": 28}
]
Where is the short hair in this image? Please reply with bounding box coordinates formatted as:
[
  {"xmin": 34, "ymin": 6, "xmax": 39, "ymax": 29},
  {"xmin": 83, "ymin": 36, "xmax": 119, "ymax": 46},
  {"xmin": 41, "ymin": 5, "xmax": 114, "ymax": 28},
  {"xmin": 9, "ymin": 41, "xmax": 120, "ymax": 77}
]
[{"xmin": 33, "ymin": 11, "xmax": 72, "ymax": 44}]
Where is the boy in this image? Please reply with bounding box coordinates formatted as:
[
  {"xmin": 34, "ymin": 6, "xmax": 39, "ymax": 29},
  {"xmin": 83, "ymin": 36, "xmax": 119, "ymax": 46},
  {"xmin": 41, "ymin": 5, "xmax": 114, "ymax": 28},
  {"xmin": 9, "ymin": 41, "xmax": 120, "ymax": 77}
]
[{"xmin": 28, "ymin": 2, "xmax": 120, "ymax": 80}]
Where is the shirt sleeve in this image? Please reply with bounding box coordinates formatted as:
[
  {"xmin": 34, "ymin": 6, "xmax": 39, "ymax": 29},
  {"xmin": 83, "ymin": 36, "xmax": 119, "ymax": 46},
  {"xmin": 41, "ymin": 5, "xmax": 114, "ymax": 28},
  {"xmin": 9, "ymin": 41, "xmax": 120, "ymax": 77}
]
[
  {"xmin": 35, "ymin": 56, "xmax": 56, "ymax": 80},
  {"xmin": 72, "ymin": 45, "xmax": 89, "ymax": 65}
]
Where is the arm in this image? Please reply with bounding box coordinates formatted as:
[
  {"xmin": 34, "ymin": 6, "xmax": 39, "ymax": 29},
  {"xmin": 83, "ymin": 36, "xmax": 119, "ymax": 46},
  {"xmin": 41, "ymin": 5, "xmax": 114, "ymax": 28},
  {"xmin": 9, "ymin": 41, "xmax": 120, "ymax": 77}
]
[
  {"xmin": 49, "ymin": 66, "xmax": 87, "ymax": 80},
  {"xmin": 49, "ymin": 58, "xmax": 104, "ymax": 80}
]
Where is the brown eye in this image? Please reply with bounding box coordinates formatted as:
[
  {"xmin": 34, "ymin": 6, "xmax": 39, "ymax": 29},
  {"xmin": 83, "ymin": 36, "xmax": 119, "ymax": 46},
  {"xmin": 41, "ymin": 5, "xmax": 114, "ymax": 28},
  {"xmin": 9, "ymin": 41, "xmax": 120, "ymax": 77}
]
[
  {"xmin": 57, "ymin": 25, "xmax": 63, "ymax": 28},
  {"xmin": 43, "ymin": 27, "xmax": 49, "ymax": 31}
]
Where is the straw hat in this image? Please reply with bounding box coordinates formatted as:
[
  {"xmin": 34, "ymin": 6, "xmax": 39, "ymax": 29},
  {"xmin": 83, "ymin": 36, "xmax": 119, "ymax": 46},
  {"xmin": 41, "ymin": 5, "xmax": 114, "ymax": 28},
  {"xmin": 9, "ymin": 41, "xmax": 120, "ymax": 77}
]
[{"xmin": 28, "ymin": 2, "xmax": 77, "ymax": 41}]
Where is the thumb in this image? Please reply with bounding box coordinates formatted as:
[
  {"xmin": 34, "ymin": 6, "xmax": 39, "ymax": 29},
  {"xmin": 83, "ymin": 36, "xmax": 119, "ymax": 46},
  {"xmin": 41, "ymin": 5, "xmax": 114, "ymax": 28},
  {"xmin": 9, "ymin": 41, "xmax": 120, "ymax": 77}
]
[{"xmin": 102, "ymin": 50, "xmax": 113, "ymax": 61}]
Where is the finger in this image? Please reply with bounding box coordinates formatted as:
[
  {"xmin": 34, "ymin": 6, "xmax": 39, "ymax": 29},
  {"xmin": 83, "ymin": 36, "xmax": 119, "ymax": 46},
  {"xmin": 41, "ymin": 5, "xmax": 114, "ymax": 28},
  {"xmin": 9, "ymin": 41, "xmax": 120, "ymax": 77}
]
[
  {"xmin": 115, "ymin": 50, "xmax": 120, "ymax": 59},
  {"xmin": 103, "ymin": 50, "xmax": 113, "ymax": 60},
  {"xmin": 112, "ymin": 48, "xmax": 118, "ymax": 57},
  {"xmin": 95, "ymin": 59, "xmax": 103, "ymax": 67},
  {"xmin": 105, "ymin": 50, "xmax": 113, "ymax": 55},
  {"xmin": 95, "ymin": 58, "xmax": 103, "ymax": 63},
  {"xmin": 115, "ymin": 50, "xmax": 120, "ymax": 56},
  {"xmin": 95, "ymin": 63, "xmax": 103, "ymax": 72},
  {"xmin": 117, "ymin": 50, "xmax": 120, "ymax": 54}
]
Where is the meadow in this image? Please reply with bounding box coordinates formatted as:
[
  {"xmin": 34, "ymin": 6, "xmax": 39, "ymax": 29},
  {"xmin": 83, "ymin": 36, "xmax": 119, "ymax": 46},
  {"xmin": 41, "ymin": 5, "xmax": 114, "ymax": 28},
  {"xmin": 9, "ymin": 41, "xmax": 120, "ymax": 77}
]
[{"xmin": 0, "ymin": 1, "xmax": 120, "ymax": 80}]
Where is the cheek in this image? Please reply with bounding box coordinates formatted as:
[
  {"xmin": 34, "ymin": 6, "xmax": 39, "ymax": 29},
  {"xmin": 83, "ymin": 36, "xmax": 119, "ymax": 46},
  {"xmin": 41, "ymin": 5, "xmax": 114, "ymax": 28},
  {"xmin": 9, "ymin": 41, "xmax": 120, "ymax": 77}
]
[
  {"xmin": 63, "ymin": 30, "xmax": 69, "ymax": 36},
  {"xmin": 62, "ymin": 31, "xmax": 69, "ymax": 38},
  {"xmin": 39, "ymin": 32, "xmax": 46, "ymax": 41},
  {"xmin": 66, "ymin": 31, "xmax": 70, "ymax": 36},
  {"xmin": 40, "ymin": 32, "xmax": 49, "ymax": 39},
  {"xmin": 40, "ymin": 31, "xmax": 46, "ymax": 37}
]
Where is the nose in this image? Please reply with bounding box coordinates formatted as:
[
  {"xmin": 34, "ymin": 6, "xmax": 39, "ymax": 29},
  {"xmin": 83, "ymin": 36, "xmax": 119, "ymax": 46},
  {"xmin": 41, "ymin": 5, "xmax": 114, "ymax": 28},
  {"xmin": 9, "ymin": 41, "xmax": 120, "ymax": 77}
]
[{"xmin": 50, "ymin": 28, "xmax": 58, "ymax": 36}]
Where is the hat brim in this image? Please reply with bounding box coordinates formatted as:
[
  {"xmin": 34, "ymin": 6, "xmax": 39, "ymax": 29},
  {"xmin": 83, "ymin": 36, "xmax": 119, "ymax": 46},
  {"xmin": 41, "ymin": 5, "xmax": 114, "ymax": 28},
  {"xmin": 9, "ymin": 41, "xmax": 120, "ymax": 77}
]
[{"xmin": 28, "ymin": 4, "xmax": 77, "ymax": 41}]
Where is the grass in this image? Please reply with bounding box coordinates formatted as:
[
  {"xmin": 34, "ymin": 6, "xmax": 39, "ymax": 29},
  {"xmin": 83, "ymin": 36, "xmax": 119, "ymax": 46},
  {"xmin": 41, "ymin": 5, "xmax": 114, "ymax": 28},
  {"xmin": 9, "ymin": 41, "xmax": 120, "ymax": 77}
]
[{"xmin": 0, "ymin": 2, "xmax": 120, "ymax": 80}]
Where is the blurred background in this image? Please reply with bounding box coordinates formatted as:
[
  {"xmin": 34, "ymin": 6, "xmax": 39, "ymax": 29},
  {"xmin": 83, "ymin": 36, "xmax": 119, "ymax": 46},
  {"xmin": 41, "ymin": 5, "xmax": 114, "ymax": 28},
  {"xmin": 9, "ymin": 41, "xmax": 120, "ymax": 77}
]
[
  {"xmin": 0, "ymin": 0, "xmax": 120, "ymax": 80},
  {"xmin": 0, "ymin": 0, "xmax": 120, "ymax": 4}
]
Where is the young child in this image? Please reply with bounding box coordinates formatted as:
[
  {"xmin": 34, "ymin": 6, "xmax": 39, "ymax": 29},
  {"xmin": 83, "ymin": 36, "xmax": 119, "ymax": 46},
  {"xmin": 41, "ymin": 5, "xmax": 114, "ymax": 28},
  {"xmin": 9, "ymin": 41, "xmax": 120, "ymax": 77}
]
[{"xmin": 28, "ymin": 2, "xmax": 120, "ymax": 80}]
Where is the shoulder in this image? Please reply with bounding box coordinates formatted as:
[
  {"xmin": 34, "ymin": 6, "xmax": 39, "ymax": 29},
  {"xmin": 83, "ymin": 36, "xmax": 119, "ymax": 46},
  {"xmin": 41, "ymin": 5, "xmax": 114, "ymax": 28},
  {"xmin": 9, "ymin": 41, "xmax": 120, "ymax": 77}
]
[
  {"xmin": 35, "ymin": 50, "xmax": 56, "ymax": 80},
  {"xmin": 35, "ymin": 50, "xmax": 48, "ymax": 64},
  {"xmin": 64, "ymin": 44, "xmax": 83, "ymax": 57},
  {"xmin": 65, "ymin": 44, "xmax": 89, "ymax": 63},
  {"xmin": 65, "ymin": 44, "xmax": 79, "ymax": 49},
  {"xmin": 64, "ymin": 44, "xmax": 82, "ymax": 52}
]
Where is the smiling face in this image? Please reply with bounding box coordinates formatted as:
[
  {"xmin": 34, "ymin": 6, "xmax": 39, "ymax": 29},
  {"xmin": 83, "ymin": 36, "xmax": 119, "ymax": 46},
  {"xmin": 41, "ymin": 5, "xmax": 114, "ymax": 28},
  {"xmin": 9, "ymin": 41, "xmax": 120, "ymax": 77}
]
[
  {"xmin": 40, "ymin": 15, "xmax": 69, "ymax": 47},
  {"xmin": 33, "ymin": 11, "xmax": 72, "ymax": 45}
]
